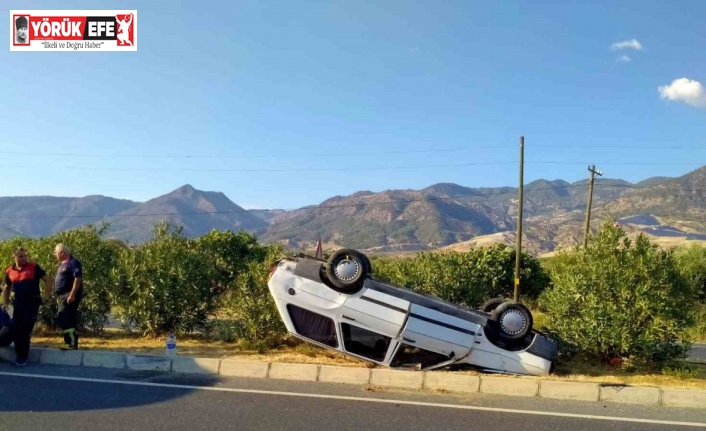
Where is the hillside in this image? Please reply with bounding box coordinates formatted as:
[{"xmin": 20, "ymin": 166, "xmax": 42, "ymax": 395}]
[
  {"xmin": 105, "ymin": 185, "xmax": 267, "ymax": 244},
  {"xmin": 0, "ymin": 196, "xmax": 139, "ymax": 239},
  {"xmin": 600, "ymin": 166, "xmax": 706, "ymax": 232},
  {"xmin": 0, "ymin": 169, "xmax": 702, "ymax": 254},
  {"xmin": 260, "ymin": 177, "xmax": 648, "ymax": 251}
]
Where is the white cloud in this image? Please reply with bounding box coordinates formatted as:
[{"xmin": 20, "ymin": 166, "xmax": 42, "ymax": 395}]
[
  {"xmin": 610, "ymin": 39, "xmax": 643, "ymax": 51},
  {"xmin": 617, "ymin": 55, "xmax": 631, "ymax": 63},
  {"xmin": 658, "ymin": 78, "xmax": 706, "ymax": 108}
]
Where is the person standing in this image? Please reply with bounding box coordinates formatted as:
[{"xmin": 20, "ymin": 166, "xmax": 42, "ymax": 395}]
[
  {"xmin": 53, "ymin": 243, "xmax": 83, "ymax": 350},
  {"xmin": 2, "ymin": 247, "xmax": 52, "ymax": 365}
]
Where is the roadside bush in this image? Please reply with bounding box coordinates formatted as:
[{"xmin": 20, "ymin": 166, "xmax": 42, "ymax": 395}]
[
  {"xmin": 540, "ymin": 219, "xmax": 695, "ymax": 366},
  {"xmin": 686, "ymin": 303, "xmax": 706, "ymax": 343},
  {"xmin": 209, "ymin": 245, "xmax": 287, "ymax": 351},
  {"xmin": 194, "ymin": 229, "xmax": 267, "ymax": 294},
  {"xmin": 673, "ymin": 244, "xmax": 706, "ymax": 342},
  {"xmin": 674, "ymin": 243, "xmax": 706, "ymax": 302},
  {"xmin": 109, "ymin": 222, "xmax": 220, "ymax": 335},
  {"xmin": 370, "ymin": 244, "xmax": 550, "ymax": 308}
]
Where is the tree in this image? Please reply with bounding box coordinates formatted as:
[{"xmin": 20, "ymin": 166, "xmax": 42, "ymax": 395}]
[{"xmin": 540, "ymin": 218, "xmax": 695, "ymax": 365}]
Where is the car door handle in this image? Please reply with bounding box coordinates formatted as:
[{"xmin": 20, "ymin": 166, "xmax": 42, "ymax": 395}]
[
  {"xmin": 402, "ymin": 337, "xmax": 416, "ymax": 343},
  {"xmin": 342, "ymin": 315, "xmax": 355, "ymax": 321}
]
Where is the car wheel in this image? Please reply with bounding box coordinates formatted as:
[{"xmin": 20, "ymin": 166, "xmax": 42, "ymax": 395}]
[
  {"xmin": 490, "ymin": 302, "xmax": 533, "ymax": 342},
  {"xmin": 325, "ymin": 249, "xmax": 368, "ymax": 292},
  {"xmin": 480, "ymin": 297, "xmax": 505, "ymax": 313},
  {"xmin": 361, "ymin": 253, "xmax": 372, "ymax": 275}
]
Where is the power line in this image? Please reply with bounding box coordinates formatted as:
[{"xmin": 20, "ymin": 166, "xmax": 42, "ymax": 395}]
[
  {"xmin": 2, "ymin": 145, "xmax": 515, "ymax": 160},
  {"xmin": 531, "ymin": 144, "xmax": 706, "ymax": 150},
  {"xmin": 6, "ymin": 144, "xmax": 706, "ymax": 160},
  {"xmin": 0, "ymin": 160, "xmax": 702, "ymax": 174},
  {"xmin": 0, "ymin": 184, "xmax": 584, "ymax": 219},
  {"xmin": 527, "ymin": 161, "xmax": 704, "ymax": 166},
  {"xmin": 0, "ymin": 182, "xmax": 702, "ymax": 220},
  {"xmin": 0, "ymin": 161, "xmax": 518, "ymax": 172}
]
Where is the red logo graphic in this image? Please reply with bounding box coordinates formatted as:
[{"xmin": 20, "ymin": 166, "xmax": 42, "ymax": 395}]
[{"xmin": 115, "ymin": 13, "xmax": 134, "ymax": 46}]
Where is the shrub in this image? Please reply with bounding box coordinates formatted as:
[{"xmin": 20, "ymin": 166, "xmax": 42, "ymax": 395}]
[
  {"xmin": 370, "ymin": 244, "xmax": 550, "ymax": 308},
  {"xmin": 194, "ymin": 229, "xmax": 267, "ymax": 294},
  {"xmin": 674, "ymin": 243, "xmax": 706, "ymax": 302},
  {"xmin": 210, "ymin": 245, "xmax": 287, "ymax": 351},
  {"xmin": 540, "ymin": 218, "xmax": 695, "ymax": 366},
  {"xmin": 109, "ymin": 222, "xmax": 221, "ymax": 335},
  {"xmin": 686, "ymin": 303, "xmax": 706, "ymax": 343}
]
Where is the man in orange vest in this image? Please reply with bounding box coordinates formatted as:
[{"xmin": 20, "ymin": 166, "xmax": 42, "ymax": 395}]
[{"xmin": 2, "ymin": 247, "xmax": 53, "ymax": 365}]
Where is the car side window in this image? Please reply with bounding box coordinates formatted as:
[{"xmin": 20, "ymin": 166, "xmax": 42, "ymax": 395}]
[
  {"xmin": 390, "ymin": 343, "xmax": 451, "ymax": 369},
  {"xmin": 286, "ymin": 304, "xmax": 338, "ymax": 348},
  {"xmin": 341, "ymin": 323, "xmax": 391, "ymax": 362}
]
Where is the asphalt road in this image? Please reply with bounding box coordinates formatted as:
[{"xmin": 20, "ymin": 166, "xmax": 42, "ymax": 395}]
[{"xmin": 0, "ymin": 364, "xmax": 704, "ymax": 431}]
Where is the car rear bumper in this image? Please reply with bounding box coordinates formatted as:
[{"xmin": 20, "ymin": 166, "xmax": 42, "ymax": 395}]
[{"xmin": 526, "ymin": 332, "xmax": 559, "ymax": 363}]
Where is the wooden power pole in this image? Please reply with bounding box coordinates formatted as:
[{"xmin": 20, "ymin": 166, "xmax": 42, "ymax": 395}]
[
  {"xmin": 514, "ymin": 136, "xmax": 524, "ymax": 303},
  {"xmin": 583, "ymin": 165, "xmax": 603, "ymax": 247}
]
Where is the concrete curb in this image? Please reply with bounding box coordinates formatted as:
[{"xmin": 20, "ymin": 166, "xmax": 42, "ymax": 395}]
[
  {"xmin": 1, "ymin": 346, "xmax": 704, "ymax": 409},
  {"xmin": 83, "ymin": 351, "xmax": 126, "ymax": 369}
]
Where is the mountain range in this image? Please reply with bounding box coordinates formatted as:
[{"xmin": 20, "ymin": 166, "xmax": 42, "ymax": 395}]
[{"xmin": 3, "ymin": 165, "xmax": 706, "ymax": 255}]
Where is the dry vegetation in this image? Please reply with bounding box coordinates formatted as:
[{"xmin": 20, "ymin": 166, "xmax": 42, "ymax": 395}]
[{"xmin": 29, "ymin": 328, "xmax": 706, "ymax": 390}]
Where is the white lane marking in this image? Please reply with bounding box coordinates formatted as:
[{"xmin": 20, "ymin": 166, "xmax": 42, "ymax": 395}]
[{"xmin": 0, "ymin": 371, "xmax": 704, "ymax": 428}]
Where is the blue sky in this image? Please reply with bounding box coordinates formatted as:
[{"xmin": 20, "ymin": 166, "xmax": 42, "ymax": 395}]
[{"xmin": 1, "ymin": 1, "xmax": 704, "ymax": 209}]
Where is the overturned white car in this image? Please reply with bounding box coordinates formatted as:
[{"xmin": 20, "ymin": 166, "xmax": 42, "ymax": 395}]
[{"xmin": 267, "ymin": 249, "xmax": 558, "ymax": 376}]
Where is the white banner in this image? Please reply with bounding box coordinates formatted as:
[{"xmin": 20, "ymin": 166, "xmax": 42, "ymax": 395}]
[{"xmin": 10, "ymin": 10, "xmax": 137, "ymax": 51}]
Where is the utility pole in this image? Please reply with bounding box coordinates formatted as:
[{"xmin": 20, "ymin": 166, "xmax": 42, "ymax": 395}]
[
  {"xmin": 583, "ymin": 165, "xmax": 603, "ymax": 248},
  {"xmin": 514, "ymin": 136, "xmax": 524, "ymax": 303}
]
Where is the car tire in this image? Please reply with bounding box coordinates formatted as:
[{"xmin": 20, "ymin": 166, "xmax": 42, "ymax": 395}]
[
  {"xmin": 481, "ymin": 297, "xmax": 505, "ymax": 313},
  {"xmin": 325, "ymin": 249, "xmax": 368, "ymax": 292},
  {"xmin": 361, "ymin": 253, "xmax": 373, "ymax": 275},
  {"xmin": 490, "ymin": 302, "xmax": 533, "ymax": 342}
]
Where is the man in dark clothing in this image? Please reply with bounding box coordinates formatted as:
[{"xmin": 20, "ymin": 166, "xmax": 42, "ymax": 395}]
[
  {"xmin": 2, "ymin": 247, "xmax": 53, "ymax": 365},
  {"xmin": 54, "ymin": 243, "xmax": 83, "ymax": 350},
  {"xmin": 0, "ymin": 308, "xmax": 13, "ymax": 347}
]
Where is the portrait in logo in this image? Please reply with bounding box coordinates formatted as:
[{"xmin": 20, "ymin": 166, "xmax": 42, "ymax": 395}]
[
  {"xmin": 115, "ymin": 13, "xmax": 133, "ymax": 46},
  {"xmin": 14, "ymin": 15, "xmax": 29, "ymax": 44}
]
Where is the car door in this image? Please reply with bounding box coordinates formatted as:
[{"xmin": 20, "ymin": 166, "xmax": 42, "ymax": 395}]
[
  {"xmin": 397, "ymin": 303, "xmax": 479, "ymax": 364},
  {"xmin": 337, "ymin": 288, "xmax": 410, "ymax": 338},
  {"xmin": 338, "ymin": 321, "xmax": 396, "ymax": 364}
]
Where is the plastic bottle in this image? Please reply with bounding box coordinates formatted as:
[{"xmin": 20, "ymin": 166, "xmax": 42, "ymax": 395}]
[{"xmin": 166, "ymin": 332, "xmax": 177, "ymax": 357}]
